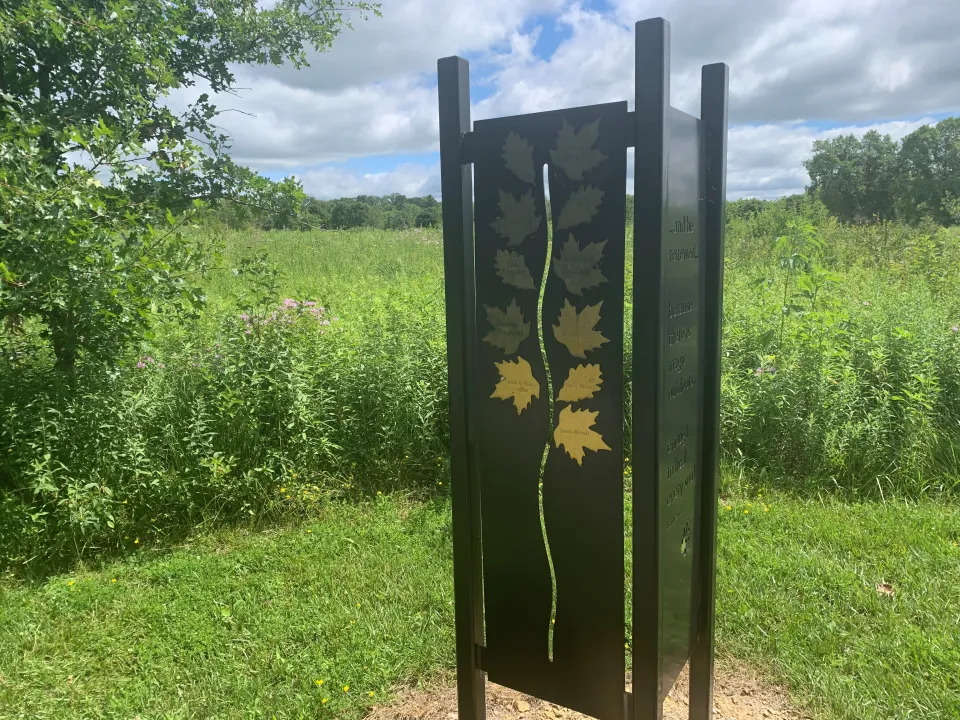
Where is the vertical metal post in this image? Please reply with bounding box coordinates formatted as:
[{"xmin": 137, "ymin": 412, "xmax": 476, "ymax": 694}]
[
  {"xmin": 689, "ymin": 61, "xmax": 728, "ymax": 720},
  {"xmin": 632, "ymin": 17, "xmax": 670, "ymax": 720},
  {"xmin": 438, "ymin": 55, "xmax": 486, "ymax": 720}
]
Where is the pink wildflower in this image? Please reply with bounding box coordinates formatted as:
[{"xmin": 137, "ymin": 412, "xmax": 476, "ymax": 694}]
[
  {"xmin": 303, "ymin": 301, "xmax": 317, "ymax": 307},
  {"xmin": 136, "ymin": 361, "xmax": 146, "ymax": 369},
  {"xmin": 282, "ymin": 298, "xmax": 298, "ymax": 309},
  {"xmin": 240, "ymin": 313, "xmax": 250, "ymax": 322}
]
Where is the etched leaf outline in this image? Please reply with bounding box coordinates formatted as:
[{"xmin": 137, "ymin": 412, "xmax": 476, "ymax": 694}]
[
  {"xmin": 550, "ymin": 119, "xmax": 606, "ymax": 181},
  {"xmin": 552, "ymin": 299, "xmax": 609, "ymax": 358},
  {"xmin": 495, "ymin": 249, "xmax": 536, "ymax": 290},
  {"xmin": 491, "ymin": 356, "xmax": 541, "ymax": 414},
  {"xmin": 553, "ymin": 406, "xmax": 611, "ymax": 465},
  {"xmin": 557, "ymin": 363, "xmax": 603, "ymax": 403},
  {"xmin": 552, "ymin": 235, "xmax": 608, "ymax": 296},
  {"xmin": 483, "ymin": 298, "xmax": 530, "ymax": 355},
  {"xmin": 490, "ymin": 189, "xmax": 542, "ymax": 246},
  {"xmin": 557, "ymin": 185, "xmax": 604, "ymax": 230},
  {"xmin": 502, "ymin": 132, "xmax": 535, "ymax": 184}
]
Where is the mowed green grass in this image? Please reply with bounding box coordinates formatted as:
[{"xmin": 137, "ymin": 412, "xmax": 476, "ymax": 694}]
[
  {"xmin": 0, "ymin": 498, "xmax": 455, "ymax": 720},
  {"xmin": 716, "ymin": 496, "xmax": 960, "ymax": 720},
  {"xmin": 2, "ymin": 492, "xmax": 957, "ymax": 720}
]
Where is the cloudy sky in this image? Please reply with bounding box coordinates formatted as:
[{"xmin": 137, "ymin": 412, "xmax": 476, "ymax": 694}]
[{"xmin": 182, "ymin": 0, "xmax": 960, "ymax": 200}]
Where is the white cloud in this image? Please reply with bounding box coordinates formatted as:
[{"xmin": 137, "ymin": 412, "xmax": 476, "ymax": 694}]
[
  {"xmin": 297, "ymin": 162, "xmax": 440, "ymax": 199},
  {"xmin": 726, "ymin": 117, "xmax": 937, "ymax": 199},
  {"xmin": 297, "ymin": 116, "xmax": 935, "ymax": 202},
  {"xmin": 612, "ymin": 0, "xmax": 960, "ymax": 123},
  {"xmin": 176, "ymin": 0, "xmax": 960, "ymax": 198},
  {"xmin": 248, "ymin": 0, "xmax": 566, "ymax": 91},
  {"xmin": 208, "ymin": 73, "xmax": 438, "ymax": 168}
]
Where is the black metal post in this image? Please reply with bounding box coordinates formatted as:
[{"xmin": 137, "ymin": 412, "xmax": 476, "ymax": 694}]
[
  {"xmin": 632, "ymin": 17, "xmax": 670, "ymax": 720},
  {"xmin": 438, "ymin": 55, "xmax": 486, "ymax": 720},
  {"xmin": 689, "ymin": 61, "xmax": 728, "ymax": 720}
]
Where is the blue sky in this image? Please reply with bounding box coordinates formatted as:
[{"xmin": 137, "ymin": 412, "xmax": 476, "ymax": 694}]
[{"xmin": 182, "ymin": 0, "xmax": 960, "ymax": 200}]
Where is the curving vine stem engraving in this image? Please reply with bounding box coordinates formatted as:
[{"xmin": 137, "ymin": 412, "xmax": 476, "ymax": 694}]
[{"xmin": 472, "ymin": 104, "xmax": 628, "ymax": 719}]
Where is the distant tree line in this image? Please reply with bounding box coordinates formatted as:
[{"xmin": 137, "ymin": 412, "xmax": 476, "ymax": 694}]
[
  {"xmin": 303, "ymin": 193, "xmax": 442, "ymax": 230},
  {"xmin": 804, "ymin": 116, "xmax": 959, "ymax": 226},
  {"xmin": 215, "ymin": 192, "xmax": 442, "ymax": 231},
  {"xmin": 217, "ymin": 114, "xmax": 958, "ymax": 233}
]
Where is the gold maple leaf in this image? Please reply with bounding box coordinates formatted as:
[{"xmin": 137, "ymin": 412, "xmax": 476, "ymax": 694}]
[
  {"xmin": 502, "ymin": 132, "xmax": 535, "ymax": 184},
  {"xmin": 483, "ymin": 299, "xmax": 530, "ymax": 355},
  {"xmin": 552, "ymin": 299, "xmax": 608, "ymax": 358},
  {"xmin": 557, "ymin": 363, "xmax": 603, "ymax": 403},
  {"xmin": 491, "ymin": 356, "xmax": 541, "ymax": 414},
  {"xmin": 550, "ymin": 119, "xmax": 606, "ymax": 181},
  {"xmin": 489, "ymin": 189, "xmax": 542, "ymax": 246},
  {"xmin": 495, "ymin": 249, "xmax": 536, "ymax": 290},
  {"xmin": 552, "ymin": 235, "xmax": 607, "ymax": 296},
  {"xmin": 553, "ymin": 406, "xmax": 611, "ymax": 465},
  {"xmin": 557, "ymin": 185, "xmax": 604, "ymax": 230}
]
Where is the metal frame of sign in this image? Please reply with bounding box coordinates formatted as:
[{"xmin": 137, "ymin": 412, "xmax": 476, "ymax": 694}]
[{"xmin": 438, "ymin": 17, "xmax": 728, "ymax": 720}]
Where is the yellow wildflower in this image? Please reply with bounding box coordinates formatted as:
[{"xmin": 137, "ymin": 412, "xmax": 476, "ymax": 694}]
[
  {"xmin": 321, "ymin": 698, "xmax": 328, "ymax": 705},
  {"xmin": 316, "ymin": 679, "xmax": 324, "ymax": 686},
  {"xmin": 343, "ymin": 685, "xmax": 350, "ymax": 693},
  {"xmin": 111, "ymin": 578, "xmax": 117, "ymax": 584},
  {"xmin": 368, "ymin": 691, "xmax": 375, "ymax": 698}
]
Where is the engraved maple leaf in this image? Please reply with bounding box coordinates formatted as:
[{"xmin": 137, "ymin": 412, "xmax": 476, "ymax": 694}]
[
  {"xmin": 552, "ymin": 299, "xmax": 608, "ymax": 358},
  {"xmin": 502, "ymin": 132, "xmax": 535, "ymax": 184},
  {"xmin": 552, "ymin": 235, "xmax": 607, "ymax": 296},
  {"xmin": 557, "ymin": 363, "xmax": 603, "ymax": 403},
  {"xmin": 490, "ymin": 189, "xmax": 542, "ymax": 246},
  {"xmin": 557, "ymin": 185, "xmax": 604, "ymax": 230},
  {"xmin": 491, "ymin": 356, "xmax": 541, "ymax": 414},
  {"xmin": 483, "ymin": 299, "xmax": 530, "ymax": 355},
  {"xmin": 495, "ymin": 249, "xmax": 536, "ymax": 290},
  {"xmin": 550, "ymin": 119, "xmax": 606, "ymax": 181},
  {"xmin": 553, "ymin": 406, "xmax": 611, "ymax": 465}
]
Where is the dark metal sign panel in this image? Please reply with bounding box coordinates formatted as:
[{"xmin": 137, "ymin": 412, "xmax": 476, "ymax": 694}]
[
  {"xmin": 472, "ymin": 103, "xmax": 629, "ymax": 720},
  {"xmin": 438, "ymin": 16, "xmax": 728, "ymax": 720},
  {"xmin": 658, "ymin": 107, "xmax": 705, "ymax": 695}
]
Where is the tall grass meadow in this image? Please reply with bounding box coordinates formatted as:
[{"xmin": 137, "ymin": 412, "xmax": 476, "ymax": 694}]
[{"xmin": 1, "ymin": 205, "xmax": 959, "ymax": 572}]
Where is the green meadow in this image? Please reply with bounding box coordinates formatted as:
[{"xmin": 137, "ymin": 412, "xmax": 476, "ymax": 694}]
[{"xmin": 2, "ymin": 201, "xmax": 959, "ymax": 718}]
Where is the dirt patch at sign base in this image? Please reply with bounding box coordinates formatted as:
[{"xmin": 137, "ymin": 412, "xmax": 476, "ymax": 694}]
[{"xmin": 365, "ymin": 665, "xmax": 812, "ymax": 720}]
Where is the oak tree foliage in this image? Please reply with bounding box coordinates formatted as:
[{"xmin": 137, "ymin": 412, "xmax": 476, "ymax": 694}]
[{"xmin": 0, "ymin": 0, "xmax": 378, "ymax": 370}]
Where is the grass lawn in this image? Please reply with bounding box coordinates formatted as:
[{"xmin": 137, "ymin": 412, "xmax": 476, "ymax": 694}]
[{"xmin": 1, "ymin": 492, "xmax": 957, "ymax": 720}]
